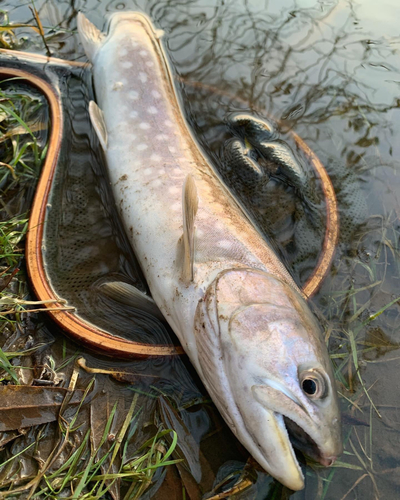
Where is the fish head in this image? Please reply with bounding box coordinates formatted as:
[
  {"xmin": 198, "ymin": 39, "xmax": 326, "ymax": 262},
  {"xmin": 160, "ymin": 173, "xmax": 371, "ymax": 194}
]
[{"xmin": 196, "ymin": 268, "xmax": 342, "ymax": 490}]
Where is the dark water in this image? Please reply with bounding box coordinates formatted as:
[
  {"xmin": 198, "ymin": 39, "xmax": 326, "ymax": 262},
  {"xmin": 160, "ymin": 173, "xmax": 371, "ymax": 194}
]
[{"xmin": 1, "ymin": 0, "xmax": 400, "ymax": 498}]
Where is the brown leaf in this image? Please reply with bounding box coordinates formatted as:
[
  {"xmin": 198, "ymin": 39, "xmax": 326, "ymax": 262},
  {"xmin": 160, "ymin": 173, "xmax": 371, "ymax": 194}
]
[
  {"xmin": 155, "ymin": 465, "xmax": 185, "ymax": 500},
  {"xmin": 0, "ymin": 267, "xmax": 18, "ymax": 292},
  {"xmin": 0, "ymin": 385, "xmax": 84, "ymax": 432},
  {"xmin": 175, "ymin": 463, "xmax": 202, "ymax": 500}
]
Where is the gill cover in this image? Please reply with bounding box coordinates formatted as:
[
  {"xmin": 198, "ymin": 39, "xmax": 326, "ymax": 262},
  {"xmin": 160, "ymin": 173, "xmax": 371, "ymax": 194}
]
[{"xmin": 194, "ymin": 268, "xmax": 342, "ymax": 490}]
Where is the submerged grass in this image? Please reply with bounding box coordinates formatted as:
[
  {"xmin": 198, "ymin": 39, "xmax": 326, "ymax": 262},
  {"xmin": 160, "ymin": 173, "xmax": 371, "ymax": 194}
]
[
  {"xmin": 0, "ymin": 10, "xmax": 40, "ymax": 50},
  {"xmin": 315, "ymin": 210, "xmax": 400, "ymax": 498}
]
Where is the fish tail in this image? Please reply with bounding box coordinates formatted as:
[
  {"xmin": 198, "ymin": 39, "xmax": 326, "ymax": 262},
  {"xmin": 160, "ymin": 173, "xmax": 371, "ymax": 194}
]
[{"xmin": 77, "ymin": 12, "xmax": 105, "ymax": 62}]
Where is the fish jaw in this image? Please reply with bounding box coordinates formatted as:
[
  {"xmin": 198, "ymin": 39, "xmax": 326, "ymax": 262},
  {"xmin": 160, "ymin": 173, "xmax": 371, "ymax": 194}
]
[
  {"xmin": 252, "ymin": 383, "xmax": 342, "ymax": 467},
  {"xmin": 236, "ymin": 393, "xmax": 306, "ymax": 490},
  {"xmin": 195, "ymin": 268, "xmax": 342, "ymax": 490}
]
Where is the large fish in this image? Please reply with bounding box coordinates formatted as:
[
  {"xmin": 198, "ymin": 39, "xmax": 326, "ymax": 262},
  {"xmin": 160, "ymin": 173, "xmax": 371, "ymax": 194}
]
[{"xmin": 77, "ymin": 12, "xmax": 342, "ymax": 490}]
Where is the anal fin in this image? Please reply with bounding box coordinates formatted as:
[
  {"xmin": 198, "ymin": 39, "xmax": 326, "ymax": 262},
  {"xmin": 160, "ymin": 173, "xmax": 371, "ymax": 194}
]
[{"xmin": 100, "ymin": 282, "xmax": 165, "ymax": 321}]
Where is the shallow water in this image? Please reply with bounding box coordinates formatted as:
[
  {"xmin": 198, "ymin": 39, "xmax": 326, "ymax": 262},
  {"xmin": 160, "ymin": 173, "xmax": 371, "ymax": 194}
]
[{"xmin": 1, "ymin": 0, "xmax": 400, "ymax": 498}]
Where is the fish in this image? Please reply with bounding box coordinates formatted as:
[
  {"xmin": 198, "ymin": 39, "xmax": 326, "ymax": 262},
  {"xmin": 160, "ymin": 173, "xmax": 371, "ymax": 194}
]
[{"xmin": 77, "ymin": 11, "xmax": 342, "ymax": 490}]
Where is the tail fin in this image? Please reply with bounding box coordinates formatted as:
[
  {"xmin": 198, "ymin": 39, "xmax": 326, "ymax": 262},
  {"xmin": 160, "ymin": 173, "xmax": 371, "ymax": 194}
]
[{"xmin": 77, "ymin": 12, "xmax": 105, "ymax": 62}]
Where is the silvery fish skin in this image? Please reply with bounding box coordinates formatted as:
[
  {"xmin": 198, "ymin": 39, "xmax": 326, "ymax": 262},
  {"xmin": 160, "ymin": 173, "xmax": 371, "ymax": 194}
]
[{"xmin": 77, "ymin": 12, "xmax": 342, "ymax": 490}]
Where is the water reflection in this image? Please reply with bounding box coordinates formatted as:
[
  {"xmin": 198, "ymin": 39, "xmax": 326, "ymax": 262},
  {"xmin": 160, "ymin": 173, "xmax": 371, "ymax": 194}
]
[{"xmin": 1, "ymin": 0, "xmax": 400, "ymax": 498}]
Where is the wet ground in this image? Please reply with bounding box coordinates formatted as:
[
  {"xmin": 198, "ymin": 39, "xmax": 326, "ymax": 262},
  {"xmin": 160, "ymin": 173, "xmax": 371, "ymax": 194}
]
[{"xmin": 1, "ymin": 0, "xmax": 400, "ymax": 498}]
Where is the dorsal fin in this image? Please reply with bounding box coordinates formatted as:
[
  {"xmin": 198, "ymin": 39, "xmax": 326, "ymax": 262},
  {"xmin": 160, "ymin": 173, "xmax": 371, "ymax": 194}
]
[
  {"xmin": 181, "ymin": 175, "xmax": 198, "ymax": 283},
  {"xmin": 89, "ymin": 101, "xmax": 108, "ymax": 150},
  {"xmin": 100, "ymin": 282, "xmax": 165, "ymax": 321},
  {"xmin": 77, "ymin": 12, "xmax": 105, "ymax": 62}
]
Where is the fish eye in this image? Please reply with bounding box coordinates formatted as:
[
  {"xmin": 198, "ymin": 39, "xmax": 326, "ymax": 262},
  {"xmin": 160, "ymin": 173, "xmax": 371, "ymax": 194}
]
[{"xmin": 299, "ymin": 369, "xmax": 327, "ymax": 400}]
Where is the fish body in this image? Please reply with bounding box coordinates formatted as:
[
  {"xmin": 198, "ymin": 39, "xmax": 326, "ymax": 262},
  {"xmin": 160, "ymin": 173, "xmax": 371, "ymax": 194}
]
[{"xmin": 78, "ymin": 12, "xmax": 342, "ymax": 490}]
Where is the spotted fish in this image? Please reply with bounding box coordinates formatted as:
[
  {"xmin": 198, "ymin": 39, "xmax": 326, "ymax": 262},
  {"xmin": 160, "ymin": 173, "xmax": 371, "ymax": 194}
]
[{"xmin": 77, "ymin": 11, "xmax": 342, "ymax": 490}]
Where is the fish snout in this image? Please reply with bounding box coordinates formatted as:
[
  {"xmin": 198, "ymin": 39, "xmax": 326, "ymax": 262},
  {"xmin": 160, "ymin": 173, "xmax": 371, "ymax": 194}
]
[{"xmin": 319, "ymin": 455, "xmax": 337, "ymax": 467}]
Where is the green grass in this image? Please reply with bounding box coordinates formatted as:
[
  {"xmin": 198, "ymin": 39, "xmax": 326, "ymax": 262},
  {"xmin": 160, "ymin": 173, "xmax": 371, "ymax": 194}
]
[
  {"xmin": 0, "ymin": 80, "xmax": 53, "ymax": 342},
  {"xmin": 0, "ymin": 81, "xmax": 49, "ymax": 386},
  {"xmin": 0, "ymin": 83, "xmax": 48, "ymax": 195}
]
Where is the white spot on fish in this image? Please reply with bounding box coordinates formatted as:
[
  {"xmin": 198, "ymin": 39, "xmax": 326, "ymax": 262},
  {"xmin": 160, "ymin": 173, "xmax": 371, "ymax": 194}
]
[
  {"xmin": 144, "ymin": 168, "xmax": 153, "ymax": 176},
  {"xmin": 121, "ymin": 61, "xmax": 133, "ymax": 69},
  {"xmin": 152, "ymin": 90, "xmax": 161, "ymax": 99},
  {"xmin": 129, "ymin": 110, "xmax": 138, "ymax": 119},
  {"xmin": 158, "ymin": 168, "xmax": 166, "ymax": 175},
  {"xmin": 146, "ymin": 61, "xmax": 154, "ymax": 67},
  {"xmin": 128, "ymin": 91, "xmax": 139, "ymax": 100},
  {"xmin": 120, "ymin": 48, "xmax": 128, "ymax": 57},
  {"xmin": 165, "ymin": 120, "xmax": 173, "ymax": 127},
  {"xmin": 131, "ymin": 39, "xmax": 138, "ymax": 47},
  {"xmin": 148, "ymin": 106, "xmax": 158, "ymax": 114},
  {"xmin": 113, "ymin": 81, "xmax": 124, "ymax": 91},
  {"xmin": 156, "ymin": 134, "xmax": 168, "ymax": 141},
  {"xmin": 168, "ymin": 146, "xmax": 176, "ymax": 154},
  {"xmin": 137, "ymin": 144, "xmax": 148, "ymax": 151},
  {"xmin": 150, "ymin": 153, "xmax": 161, "ymax": 161},
  {"xmin": 169, "ymin": 186, "xmax": 180, "ymax": 195},
  {"xmin": 218, "ymin": 240, "xmax": 232, "ymax": 249},
  {"xmin": 173, "ymin": 168, "xmax": 181, "ymax": 174},
  {"xmin": 197, "ymin": 228, "xmax": 204, "ymax": 237},
  {"xmin": 153, "ymin": 179, "xmax": 162, "ymax": 187},
  {"xmin": 172, "ymin": 202, "xmax": 181, "ymax": 211},
  {"xmin": 140, "ymin": 122, "xmax": 151, "ymax": 130},
  {"xmin": 139, "ymin": 72, "xmax": 148, "ymax": 83},
  {"xmin": 140, "ymin": 50, "xmax": 148, "ymax": 57}
]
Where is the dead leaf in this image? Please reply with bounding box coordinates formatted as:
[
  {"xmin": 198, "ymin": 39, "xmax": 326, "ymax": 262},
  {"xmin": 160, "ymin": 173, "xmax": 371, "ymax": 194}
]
[{"xmin": 0, "ymin": 385, "xmax": 84, "ymax": 432}]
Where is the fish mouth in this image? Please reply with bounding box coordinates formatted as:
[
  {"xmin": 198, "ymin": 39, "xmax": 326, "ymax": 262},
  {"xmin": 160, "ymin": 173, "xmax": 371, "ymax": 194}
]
[
  {"xmin": 252, "ymin": 384, "xmax": 338, "ymax": 488},
  {"xmin": 267, "ymin": 410, "xmax": 305, "ymax": 490},
  {"xmin": 283, "ymin": 416, "xmax": 337, "ymax": 467}
]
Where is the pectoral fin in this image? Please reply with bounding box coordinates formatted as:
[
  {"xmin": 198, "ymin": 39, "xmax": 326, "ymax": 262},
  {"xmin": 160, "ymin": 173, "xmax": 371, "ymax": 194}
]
[
  {"xmin": 181, "ymin": 175, "xmax": 198, "ymax": 283},
  {"xmin": 77, "ymin": 12, "xmax": 105, "ymax": 62},
  {"xmin": 100, "ymin": 282, "xmax": 165, "ymax": 321},
  {"xmin": 89, "ymin": 101, "xmax": 108, "ymax": 151}
]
